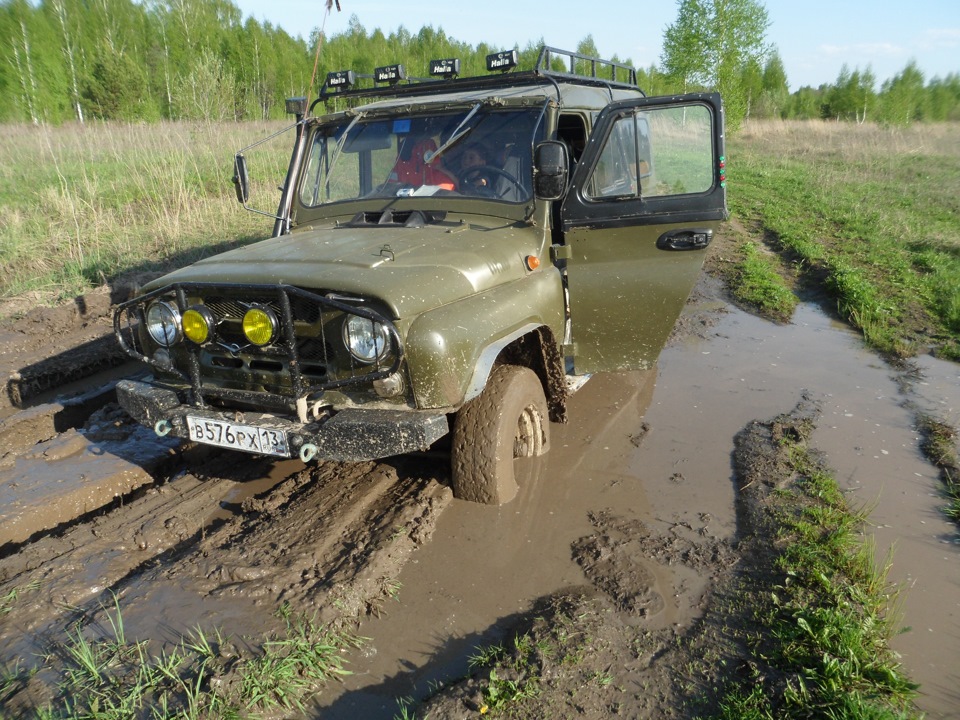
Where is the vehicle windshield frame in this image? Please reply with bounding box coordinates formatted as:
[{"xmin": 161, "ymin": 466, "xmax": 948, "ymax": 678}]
[{"xmin": 295, "ymin": 102, "xmax": 546, "ymax": 213}]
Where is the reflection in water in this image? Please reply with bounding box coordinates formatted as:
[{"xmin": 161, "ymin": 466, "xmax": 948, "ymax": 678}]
[
  {"xmin": 658, "ymin": 300, "xmax": 960, "ymax": 718},
  {"xmin": 322, "ymin": 298, "xmax": 960, "ymax": 719}
]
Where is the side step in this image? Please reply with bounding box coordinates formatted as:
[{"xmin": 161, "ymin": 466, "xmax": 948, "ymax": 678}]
[{"xmin": 565, "ymin": 373, "xmax": 591, "ymax": 395}]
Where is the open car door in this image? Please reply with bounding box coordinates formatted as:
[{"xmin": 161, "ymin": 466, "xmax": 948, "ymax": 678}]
[{"xmin": 561, "ymin": 92, "xmax": 727, "ymax": 374}]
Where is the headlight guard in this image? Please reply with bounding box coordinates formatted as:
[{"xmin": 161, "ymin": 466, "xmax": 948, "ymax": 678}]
[{"xmin": 343, "ymin": 314, "xmax": 390, "ymax": 364}]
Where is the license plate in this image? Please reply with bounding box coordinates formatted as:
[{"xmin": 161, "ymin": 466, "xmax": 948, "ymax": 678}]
[{"xmin": 186, "ymin": 416, "xmax": 290, "ymax": 457}]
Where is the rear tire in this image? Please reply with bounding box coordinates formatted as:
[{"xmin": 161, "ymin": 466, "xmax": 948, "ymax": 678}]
[{"xmin": 451, "ymin": 365, "xmax": 549, "ymax": 505}]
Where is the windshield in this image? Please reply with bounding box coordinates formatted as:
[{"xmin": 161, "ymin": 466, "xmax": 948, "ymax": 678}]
[{"xmin": 298, "ymin": 107, "xmax": 543, "ymax": 206}]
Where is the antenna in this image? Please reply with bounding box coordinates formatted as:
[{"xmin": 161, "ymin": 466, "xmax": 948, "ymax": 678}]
[{"xmin": 305, "ymin": 1, "xmax": 343, "ymax": 114}]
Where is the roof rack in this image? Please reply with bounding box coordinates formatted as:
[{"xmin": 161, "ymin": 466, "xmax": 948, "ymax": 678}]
[
  {"xmin": 534, "ymin": 46, "xmax": 636, "ymax": 86},
  {"xmin": 313, "ymin": 45, "xmax": 641, "ymax": 110}
]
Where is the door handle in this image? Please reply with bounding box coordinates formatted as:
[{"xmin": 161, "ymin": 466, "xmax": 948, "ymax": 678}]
[{"xmin": 656, "ymin": 228, "xmax": 713, "ymax": 251}]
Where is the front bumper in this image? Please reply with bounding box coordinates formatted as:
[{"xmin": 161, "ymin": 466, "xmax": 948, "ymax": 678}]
[{"xmin": 117, "ymin": 379, "xmax": 449, "ymax": 462}]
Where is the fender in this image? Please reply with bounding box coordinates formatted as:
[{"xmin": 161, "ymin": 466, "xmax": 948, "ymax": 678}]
[
  {"xmin": 403, "ymin": 269, "xmax": 565, "ymax": 410},
  {"xmin": 462, "ymin": 322, "xmax": 542, "ymax": 403}
]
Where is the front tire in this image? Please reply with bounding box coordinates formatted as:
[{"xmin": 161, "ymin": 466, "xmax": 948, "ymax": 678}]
[{"xmin": 451, "ymin": 365, "xmax": 549, "ymax": 505}]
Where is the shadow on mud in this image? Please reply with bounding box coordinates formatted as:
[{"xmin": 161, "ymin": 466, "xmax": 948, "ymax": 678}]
[
  {"xmin": 320, "ymin": 607, "xmax": 528, "ymax": 719},
  {"xmin": 2, "ymin": 235, "xmax": 265, "ymax": 410}
]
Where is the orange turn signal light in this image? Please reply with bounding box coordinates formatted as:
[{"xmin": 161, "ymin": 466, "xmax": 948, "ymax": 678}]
[{"xmin": 525, "ymin": 255, "xmax": 540, "ymax": 271}]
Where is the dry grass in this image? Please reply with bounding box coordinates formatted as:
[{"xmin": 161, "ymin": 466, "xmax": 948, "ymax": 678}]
[
  {"xmin": 0, "ymin": 121, "xmax": 290, "ymax": 304},
  {"xmin": 738, "ymin": 119, "xmax": 960, "ymax": 161}
]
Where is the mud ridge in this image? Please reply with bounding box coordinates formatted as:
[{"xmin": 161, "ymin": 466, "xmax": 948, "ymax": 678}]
[
  {"xmin": 0, "ymin": 400, "xmax": 182, "ymax": 553},
  {"xmin": 159, "ymin": 458, "xmax": 453, "ymax": 627},
  {"xmin": 0, "ymin": 285, "xmax": 140, "ymax": 410},
  {"xmin": 411, "ymin": 395, "xmax": 826, "ymax": 719}
]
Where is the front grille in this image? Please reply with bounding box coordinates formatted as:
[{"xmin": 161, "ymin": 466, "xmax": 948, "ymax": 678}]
[
  {"xmin": 204, "ymin": 295, "xmax": 322, "ymax": 324},
  {"xmin": 114, "ymin": 282, "xmax": 403, "ymax": 409},
  {"xmin": 298, "ymin": 337, "xmax": 334, "ymax": 362}
]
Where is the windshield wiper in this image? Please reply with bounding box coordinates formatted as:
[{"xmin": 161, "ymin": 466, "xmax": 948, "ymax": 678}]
[
  {"xmin": 423, "ymin": 103, "xmax": 482, "ymax": 164},
  {"xmin": 323, "ymin": 112, "xmax": 364, "ymax": 200}
]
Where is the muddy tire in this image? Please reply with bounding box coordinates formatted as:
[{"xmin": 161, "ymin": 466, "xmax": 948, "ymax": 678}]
[{"xmin": 451, "ymin": 365, "xmax": 549, "ymax": 505}]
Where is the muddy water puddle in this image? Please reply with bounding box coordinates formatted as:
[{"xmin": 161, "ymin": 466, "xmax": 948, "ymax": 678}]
[
  {"xmin": 322, "ymin": 296, "xmax": 959, "ymax": 718},
  {"xmin": 3, "ymin": 288, "xmax": 958, "ymax": 717},
  {"xmin": 635, "ymin": 305, "xmax": 959, "ymax": 718},
  {"xmin": 678, "ymin": 302, "xmax": 959, "ymax": 716}
]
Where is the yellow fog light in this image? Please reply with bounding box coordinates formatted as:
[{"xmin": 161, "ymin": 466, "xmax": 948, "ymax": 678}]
[
  {"xmin": 182, "ymin": 306, "xmax": 215, "ymax": 345},
  {"xmin": 243, "ymin": 306, "xmax": 278, "ymax": 346}
]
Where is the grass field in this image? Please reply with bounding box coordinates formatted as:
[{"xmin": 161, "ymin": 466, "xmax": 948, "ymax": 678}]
[
  {"xmin": 0, "ymin": 121, "xmax": 289, "ymax": 309},
  {"xmin": 3, "ymin": 118, "xmax": 960, "ymax": 362},
  {"xmin": 726, "ymin": 119, "xmax": 960, "ymax": 360}
]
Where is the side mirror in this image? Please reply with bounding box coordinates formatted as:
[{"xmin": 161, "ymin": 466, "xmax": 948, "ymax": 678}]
[
  {"xmin": 232, "ymin": 153, "xmax": 249, "ymax": 204},
  {"xmin": 285, "ymin": 96, "xmax": 307, "ymax": 121},
  {"xmin": 534, "ymin": 141, "xmax": 569, "ymax": 200}
]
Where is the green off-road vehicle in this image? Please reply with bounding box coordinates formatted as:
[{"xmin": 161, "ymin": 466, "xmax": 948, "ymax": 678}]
[{"xmin": 114, "ymin": 46, "xmax": 727, "ymax": 504}]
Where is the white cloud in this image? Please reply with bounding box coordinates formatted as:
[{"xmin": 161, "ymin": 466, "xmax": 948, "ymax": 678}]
[
  {"xmin": 818, "ymin": 42, "xmax": 904, "ymax": 58},
  {"xmin": 924, "ymin": 28, "xmax": 960, "ymax": 47}
]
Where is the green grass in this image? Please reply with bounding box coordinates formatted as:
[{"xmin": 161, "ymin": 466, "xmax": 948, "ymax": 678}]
[
  {"xmin": 708, "ymin": 426, "xmax": 920, "ymax": 719},
  {"xmin": 917, "ymin": 414, "xmax": 960, "ymax": 525},
  {"xmin": 726, "ymin": 120, "xmax": 960, "ymax": 358},
  {"xmin": 0, "ymin": 121, "xmax": 290, "ymax": 307},
  {"xmin": 729, "ymin": 239, "xmax": 798, "ymax": 322},
  {"xmin": 467, "ymin": 634, "xmax": 543, "ymax": 713},
  {"xmin": 0, "ymin": 580, "xmax": 40, "ymax": 616},
  {"xmin": 0, "ymin": 596, "xmax": 363, "ymax": 718}
]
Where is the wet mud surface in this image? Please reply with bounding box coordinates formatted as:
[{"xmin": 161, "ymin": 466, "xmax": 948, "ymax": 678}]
[{"xmin": 1, "ymin": 244, "xmax": 958, "ymax": 718}]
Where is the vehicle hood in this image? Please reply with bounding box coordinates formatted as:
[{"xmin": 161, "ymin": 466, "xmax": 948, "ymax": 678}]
[{"xmin": 147, "ymin": 218, "xmax": 541, "ymax": 318}]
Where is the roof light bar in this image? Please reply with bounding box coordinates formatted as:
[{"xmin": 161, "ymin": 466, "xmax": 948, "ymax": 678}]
[
  {"xmin": 486, "ymin": 50, "xmax": 518, "ymax": 73},
  {"xmin": 374, "ymin": 64, "xmax": 406, "ymax": 85},
  {"xmin": 325, "ymin": 70, "xmax": 356, "ymax": 90},
  {"xmin": 430, "ymin": 58, "xmax": 461, "ymax": 78}
]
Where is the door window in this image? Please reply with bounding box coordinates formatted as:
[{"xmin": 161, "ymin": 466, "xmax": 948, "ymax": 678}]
[{"xmin": 585, "ymin": 104, "xmax": 714, "ymax": 201}]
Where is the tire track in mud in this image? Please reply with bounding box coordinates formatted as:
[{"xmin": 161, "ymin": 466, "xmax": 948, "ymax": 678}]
[
  {"xmin": 156, "ymin": 457, "xmax": 453, "ymax": 622},
  {"xmin": 0, "ymin": 442, "xmax": 452, "ymax": 666},
  {"xmin": 1, "ymin": 289, "xmax": 454, "ymax": 681}
]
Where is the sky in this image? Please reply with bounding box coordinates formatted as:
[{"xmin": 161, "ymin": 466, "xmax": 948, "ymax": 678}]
[{"xmin": 231, "ymin": 0, "xmax": 960, "ymax": 91}]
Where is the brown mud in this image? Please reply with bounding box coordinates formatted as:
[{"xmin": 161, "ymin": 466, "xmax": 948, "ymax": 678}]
[
  {"xmin": 0, "ymin": 234, "xmax": 958, "ymax": 718},
  {"xmin": 0, "ymin": 283, "xmax": 145, "ymax": 413}
]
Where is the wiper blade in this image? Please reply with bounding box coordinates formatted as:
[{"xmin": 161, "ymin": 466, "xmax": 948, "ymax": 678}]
[
  {"xmin": 323, "ymin": 112, "xmax": 364, "ymax": 199},
  {"xmin": 423, "ymin": 103, "xmax": 481, "ymax": 164}
]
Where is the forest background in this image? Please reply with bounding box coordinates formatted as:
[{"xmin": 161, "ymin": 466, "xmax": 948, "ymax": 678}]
[{"xmin": 1, "ymin": 0, "xmax": 959, "ymax": 129}]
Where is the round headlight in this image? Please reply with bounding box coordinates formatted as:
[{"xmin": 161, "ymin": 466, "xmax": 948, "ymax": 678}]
[
  {"xmin": 343, "ymin": 314, "xmax": 390, "ymax": 364},
  {"xmin": 182, "ymin": 306, "xmax": 215, "ymax": 345},
  {"xmin": 243, "ymin": 306, "xmax": 278, "ymax": 346},
  {"xmin": 145, "ymin": 301, "xmax": 182, "ymax": 347}
]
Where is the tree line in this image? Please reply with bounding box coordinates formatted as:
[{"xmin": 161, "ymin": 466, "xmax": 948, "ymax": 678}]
[
  {"xmin": 0, "ymin": 0, "xmax": 313, "ymax": 123},
  {"xmin": 656, "ymin": 0, "xmax": 960, "ymax": 127},
  {"xmin": 2, "ymin": 0, "xmax": 958, "ymax": 127}
]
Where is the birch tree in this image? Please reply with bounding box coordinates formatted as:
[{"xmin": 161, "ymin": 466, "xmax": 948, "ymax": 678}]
[
  {"xmin": 50, "ymin": 0, "xmax": 83, "ymax": 122},
  {"xmin": 660, "ymin": 0, "xmax": 710, "ymax": 93},
  {"xmin": 661, "ymin": 0, "xmax": 770, "ymax": 129}
]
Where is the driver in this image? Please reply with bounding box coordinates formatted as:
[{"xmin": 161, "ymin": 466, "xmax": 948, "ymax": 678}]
[{"xmin": 458, "ymin": 143, "xmax": 494, "ymax": 193}]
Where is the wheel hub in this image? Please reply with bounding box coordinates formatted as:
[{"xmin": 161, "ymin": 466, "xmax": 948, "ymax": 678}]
[{"xmin": 514, "ymin": 404, "xmax": 544, "ymax": 458}]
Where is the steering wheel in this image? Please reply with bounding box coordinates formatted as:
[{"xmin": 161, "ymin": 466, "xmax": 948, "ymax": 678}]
[{"xmin": 458, "ymin": 165, "xmax": 525, "ymax": 198}]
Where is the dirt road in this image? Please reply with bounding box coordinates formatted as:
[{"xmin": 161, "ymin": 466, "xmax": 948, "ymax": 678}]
[{"xmin": 1, "ymin": 245, "xmax": 957, "ymax": 718}]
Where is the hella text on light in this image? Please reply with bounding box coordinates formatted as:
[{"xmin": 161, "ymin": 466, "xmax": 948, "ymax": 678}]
[
  {"xmin": 374, "ymin": 64, "xmax": 406, "ymax": 85},
  {"xmin": 486, "ymin": 50, "xmax": 518, "ymax": 73},
  {"xmin": 325, "ymin": 70, "xmax": 356, "ymax": 90},
  {"xmin": 429, "ymin": 58, "xmax": 461, "ymax": 78}
]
